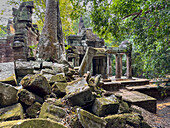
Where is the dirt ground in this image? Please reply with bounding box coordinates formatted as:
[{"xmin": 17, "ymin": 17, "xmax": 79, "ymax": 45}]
[{"xmin": 140, "ymin": 97, "xmax": 170, "ymax": 128}]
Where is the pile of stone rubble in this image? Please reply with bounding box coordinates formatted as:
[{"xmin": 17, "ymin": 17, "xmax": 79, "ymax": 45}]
[{"xmin": 0, "ymin": 61, "xmax": 152, "ymax": 128}]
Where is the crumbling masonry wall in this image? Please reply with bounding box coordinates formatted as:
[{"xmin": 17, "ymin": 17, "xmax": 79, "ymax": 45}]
[{"xmin": 12, "ymin": 1, "xmax": 39, "ymax": 61}]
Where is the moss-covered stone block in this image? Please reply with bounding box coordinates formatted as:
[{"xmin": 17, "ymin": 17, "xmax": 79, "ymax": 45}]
[
  {"xmin": 20, "ymin": 74, "xmax": 51, "ymax": 97},
  {"xmin": 17, "ymin": 89, "xmax": 35, "ymax": 105},
  {"xmin": 115, "ymin": 90, "xmax": 157, "ymax": 113},
  {"xmin": 65, "ymin": 78, "xmax": 95, "ymax": 107},
  {"xmin": 52, "ymin": 82, "xmax": 68, "ymax": 97},
  {"xmin": 0, "ymin": 82, "xmax": 18, "ymax": 107},
  {"xmin": 0, "ymin": 103, "xmax": 24, "ymax": 122},
  {"xmin": 76, "ymin": 108, "xmax": 107, "ymax": 128},
  {"xmin": 104, "ymin": 113, "xmax": 144, "ymax": 128},
  {"xmin": 39, "ymin": 102, "xmax": 67, "ymax": 121},
  {"xmin": 26, "ymin": 102, "xmax": 41, "ymax": 118},
  {"xmin": 50, "ymin": 73, "xmax": 67, "ymax": 83},
  {"xmin": 119, "ymin": 100, "xmax": 130, "ymax": 113},
  {"xmin": 92, "ymin": 95, "xmax": 119, "ymax": 117},
  {"xmin": 0, "ymin": 118, "xmax": 66, "ymax": 128},
  {"xmin": 0, "ymin": 74, "xmax": 17, "ymax": 86}
]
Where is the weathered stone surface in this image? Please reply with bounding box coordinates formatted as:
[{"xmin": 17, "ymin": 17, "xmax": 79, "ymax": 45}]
[
  {"xmin": 52, "ymin": 63, "xmax": 65, "ymax": 73},
  {"xmin": 115, "ymin": 90, "xmax": 157, "ymax": 113},
  {"xmin": 26, "ymin": 102, "xmax": 41, "ymax": 118},
  {"xmin": 69, "ymin": 115, "xmax": 83, "ymax": 128},
  {"xmin": 52, "ymin": 82, "xmax": 68, "ymax": 97},
  {"xmin": 104, "ymin": 113, "xmax": 144, "ymax": 128},
  {"xmin": 42, "ymin": 74, "xmax": 53, "ymax": 82},
  {"xmin": 119, "ymin": 100, "xmax": 130, "ymax": 113},
  {"xmin": 94, "ymin": 74, "xmax": 101, "ymax": 87},
  {"xmin": 0, "ymin": 103, "xmax": 24, "ymax": 122},
  {"xmin": 65, "ymin": 78, "xmax": 94, "ymax": 107},
  {"xmin": 15, "ymin": 61, "xmax": 41, "ymax": 83},
  {"xmin": 39, "ymin": 102, "xmax": 67, "ymax": 121},
  {"xmin": 40, "ymin": 68, "xmax": 56, "ymax": 75},
  {"xmin": 76, "ymin": 108, "xmax": 107, "ymax": 128},
  {"xmin": 50, "ymin": 73, "xmax": 67, "ymax": 83},
  {"xmin": 42, "ymin": 61, "xmax": 53, "ymax": 69},
  {"xmin": 45, "ymin": 98, "xmax": 64, "ymax": 107},
  {"xmin": 92, "ymin": 95, "xmax": 119, "ymax": 117},
  {"xmin": 15, "ymin": 61, "xmax": 34, "ymax": 76},
  {"xmin": 0, "ymin": 118, "xmax": 66, "ymax": 128},
  {"xmin": 0, "ymin": 82, "xmax": 18, "ymax": 107},
  {"xmin": 79, "ymin": 47, "xmax": 97, "ymax": 76},
  {"xmin": 65, "ymin": 68, "xmax": 75, "ymax": 77},
  {"xmin": 0, "ymin": 62, "xmax": 17, "ymax": 86},
  {"xmin": 17, "ymin": 89, "xmax": 35, "ymax": 105},
  {"xmin": 20, "ymin": 74, "xmax": 51, "ymax": 97}
]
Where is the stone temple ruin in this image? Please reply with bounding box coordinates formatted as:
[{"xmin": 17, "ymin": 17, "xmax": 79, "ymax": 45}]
[
  {"xmin": 67, "ymin": 17, "xmax": 132, "ymax": 79},
  {"xmin": 0, "ymin": 1, "xmax": 169, "ymax": 128},
  {"xmin": 0, "ymin": 1, "xmax": 39, "ymax": 63}
]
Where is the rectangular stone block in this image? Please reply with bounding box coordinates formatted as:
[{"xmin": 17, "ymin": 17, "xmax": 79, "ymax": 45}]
[{"xmin": 115, "ymin": 90, "xmax": 157, "ymax": 113}]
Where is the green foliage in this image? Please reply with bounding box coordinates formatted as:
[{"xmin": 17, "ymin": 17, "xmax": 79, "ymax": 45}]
[
  {"xmin": 65, "ymin": 45, "xmax": 71, "ymax": 51},
  {"xmin": 71, "ymin": 0, "xmax": 170, "ymax": 78},
  {"xmin": 29, "ymin": 44, "xmax": 38, "ymax": 57},
  {"xmin": 0, "ymin": 25, "xmax": 7, "ymax": 38}
]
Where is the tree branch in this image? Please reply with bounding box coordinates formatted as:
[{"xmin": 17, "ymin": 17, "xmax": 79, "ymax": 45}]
[{"xmin": 123, "ymin": 4, "xmax": 166, "ymax": 20}]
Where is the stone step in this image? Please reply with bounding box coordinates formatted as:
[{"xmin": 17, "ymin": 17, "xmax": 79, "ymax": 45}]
[
  {"xmin": 126, "ymin": 84, "xmax": 170, "ymax": 99},
  {"xmin": 115, "ymin": 89, "xmax": 157, "ymax": 113},
  {"xmin": 101, "ymin": 79, "xmax": 150, "ymax": 91}
]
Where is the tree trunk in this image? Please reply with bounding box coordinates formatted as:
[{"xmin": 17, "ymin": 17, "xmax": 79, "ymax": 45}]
[{"xmin": 38, "ymin": 0, "xmax": 65, "ymax": 61}]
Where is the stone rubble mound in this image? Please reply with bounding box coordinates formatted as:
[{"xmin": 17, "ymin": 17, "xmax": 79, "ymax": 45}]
[{"xmin": 0, "ymin": 60, "xmax": 152, "ymax": 128}]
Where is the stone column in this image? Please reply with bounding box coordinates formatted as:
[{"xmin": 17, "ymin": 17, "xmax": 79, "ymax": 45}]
[
  {"xmin": 126, "ymin": 52, "xmax": 132, "ymax": 79},
  {"xmin": 120, "ymin": 54, "xmax": 123, "ymax": 76},
  {"xmin": 109, "ymin": 55, "xmax": 112, "ymax": 76},
  {"xmin": 79, "ymin": 47, "xmax": 97, "ymax": 76},
  {"xmin": 115, "ymin": 53, "xmax": 121, "ymax": 78},
  {"xmin": 101, "ymin": 57, "xmax": 107, "ymax": 79},
  {"xmin": 103, "ymin": 57, "xmax": 107, "ymax": 79},
  {"xmin": 75, "ymin": 55, "xmax": 80, "ymax": 67},
  {"xmin": 107, "ymin": 54, "xmax": 110, "ymax": 77}
]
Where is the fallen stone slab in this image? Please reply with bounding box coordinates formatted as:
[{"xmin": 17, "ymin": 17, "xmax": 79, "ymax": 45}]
[
  {"xmin": 92, "ymin": 95, "xmax": 119, "ymax": 117},
  {"xmin": 20, "ymin": 74, "xmax": 51, "ymax": 97},
  {"xmin": 79, "ymin": 47, "xmax": 97, "ymax": 76},
  {"xmin": 0, "ymin": 82, "xmax": 18, "ymax": 107},
  {"xmin": 104, "ymin": 112, "xmax": 150, "ymax": 128},
  {"xmin": 65, "ymin": 78, "xmax": 95, "ymax": 107},
  {"xmin": 0, "ymin": 103, "xmax": 24, "ymax": 122},
  {"xmin": 0, "ymin": 118, "xmax": 66, "ymax": 128},
  {"xmin": 0, "ymin": 62, "xmax": 17, "ymax": 86},
  {"xmin": 39, "ymin": 102, "xmax": 67, "ymax": 121},
  {"xmin": 15, "ymin": 61, "xmax": 41, "ymax": 82},
  {"xmin": 76, "ymin": 108, "xmax": 107, "ymax": 128},
  {"xmin": 115, "ymin": 90, "xmax": 157, "ymax": 113},
  {"xmin": 40, "ymin": 69, "xmax": 56, "ymax": 75},
  {"xmin": 42, "ymin": 61, "xmax": 53, "ymax": 69},
  {"xmin": 52, "ymin": 63, "xmax": 65, "ymax": 73},
  {"xmin": 15, "ymin": 61, "xmax": 41, "ymax": 76}
]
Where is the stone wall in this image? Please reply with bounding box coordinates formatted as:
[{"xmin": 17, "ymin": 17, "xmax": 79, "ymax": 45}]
[
  {"xmin": 0, "ymin": 1, "xmax": 39, "ymax": 63},
  {"xmin": 12, "ymin": 1, "xmax": 39, "ymax": 61},
  {"xmin": 0, "ymin": 37, "xmax": 14, "ymax": 63}
]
